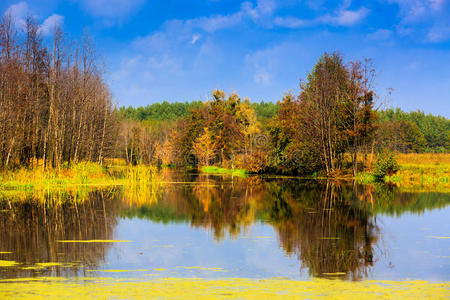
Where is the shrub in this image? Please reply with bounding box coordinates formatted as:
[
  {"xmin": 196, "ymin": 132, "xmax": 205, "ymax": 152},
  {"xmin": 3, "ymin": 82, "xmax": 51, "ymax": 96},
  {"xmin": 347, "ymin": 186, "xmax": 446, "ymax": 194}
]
[{"xmin": 373, "ymin": 151, "xmax": 399, "ymax": 181}]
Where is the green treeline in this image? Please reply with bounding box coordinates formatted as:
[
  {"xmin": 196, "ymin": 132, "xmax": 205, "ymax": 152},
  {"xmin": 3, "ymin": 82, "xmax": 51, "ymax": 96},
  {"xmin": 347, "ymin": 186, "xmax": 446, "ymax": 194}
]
[
  {"xmin": 118, "ymin": 101, "xmax": 204, "ymax": 121},
  {"xmin": 377, "ymin": 108, "xmax": 450, "ymax": 152},
  {"xmin": 118, "ymin": 101, "xmax": 278, "ymax": 122}
]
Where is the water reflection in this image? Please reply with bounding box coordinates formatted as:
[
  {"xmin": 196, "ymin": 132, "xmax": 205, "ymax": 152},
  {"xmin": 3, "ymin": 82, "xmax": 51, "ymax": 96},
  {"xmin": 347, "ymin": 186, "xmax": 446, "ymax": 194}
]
[
  {"xmin": 0, "ymin": 171, "xmax": 449, "ymax": 280},
  {"xmin": 0, "ymin": 189, "xmax": 121, "ymax": 278}
]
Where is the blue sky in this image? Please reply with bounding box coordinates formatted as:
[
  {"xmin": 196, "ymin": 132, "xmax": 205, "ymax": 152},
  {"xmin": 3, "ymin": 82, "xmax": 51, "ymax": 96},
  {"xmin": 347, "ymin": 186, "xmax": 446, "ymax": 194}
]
[{"xmin": 1, "ymin": 0, "xmax": 449, "ymax": 117}]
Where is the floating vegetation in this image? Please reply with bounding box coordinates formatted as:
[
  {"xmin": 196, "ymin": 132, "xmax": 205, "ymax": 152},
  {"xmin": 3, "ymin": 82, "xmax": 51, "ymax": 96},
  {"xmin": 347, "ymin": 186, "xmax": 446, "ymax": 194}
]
[
  {"xmin": 56, "ymin": 240, "xmax": 132, "ymax": 243},
  {"xmin": 425, "ymin": 236, "xmax": 450, "ymax": 239},
  {"xmin": 22, "ymin": 263, "xmax": 76, "ymax": 270},
  {"xmin": 0, "ymin": 260, "xmax": 18, "ymax": 267},
  {"xmin": 0, "ymin": 277, "xmax": 448, "ymax": 299},
  {"xmin": 87, "ymin": 269, "xmax": 148, "ymax": 273}
]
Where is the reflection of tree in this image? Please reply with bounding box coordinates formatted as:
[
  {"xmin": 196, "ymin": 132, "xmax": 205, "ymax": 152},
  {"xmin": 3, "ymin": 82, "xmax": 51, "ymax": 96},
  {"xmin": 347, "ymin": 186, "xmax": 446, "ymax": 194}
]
[
  {"xmin": 117, "ymin": 171, "xmax": 450, "ymax": 280},
  {"xmin": 121, "ymin": 172, "xmax": 264, "ymax": 241},
  {"xmin": 120, "ymin": 174, "xmax": 384, "ymax": 280},
  {"xmin": 367, "ymin": 184, "xmax": 450, "ymax": 216},
  {"xmin": 0, "ymin": 189, "xmax": 121, "ymax": 278},
  {"xmin": 261, "ymin": 180, "xmax": 379, "ymax": 281}
]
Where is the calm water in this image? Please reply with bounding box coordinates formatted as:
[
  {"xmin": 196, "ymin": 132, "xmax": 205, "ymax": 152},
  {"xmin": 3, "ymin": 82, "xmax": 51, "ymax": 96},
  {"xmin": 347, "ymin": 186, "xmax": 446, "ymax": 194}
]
[{"xmin": 0, "ymin": 170, "xmax": 449, "ymax": 281}]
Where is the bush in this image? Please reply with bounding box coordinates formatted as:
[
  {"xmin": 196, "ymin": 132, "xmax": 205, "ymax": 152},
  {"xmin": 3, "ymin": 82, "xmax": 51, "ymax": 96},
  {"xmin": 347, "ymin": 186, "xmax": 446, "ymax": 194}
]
[{"xmin": 373, "ymin": 151, "xmax": 399, "ymax": 182}]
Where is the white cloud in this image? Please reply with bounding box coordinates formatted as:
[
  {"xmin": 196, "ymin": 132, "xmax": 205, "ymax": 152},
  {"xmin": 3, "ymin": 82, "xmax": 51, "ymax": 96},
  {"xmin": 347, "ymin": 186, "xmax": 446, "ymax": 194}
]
[
  {"xmin": 388, "ymin": 0, "xmax": 447, "ymax": 22},
  {"xmin": 4, "ymin": 2, "xmax": 63, "ymax": 35},
  {"xmin": 243, "ymin": 0, "xmax": 277, "ymax": 21},
  {"xmin": 426, "ymin": 24, "xmax": 450, "ymax": 42},
  {"xmin": 319, "ymin": 7, "xmax": 369, "ymax": 26},
  {"xmin": 39, "ymin": 14, "xmax": 64, "ymax": 36},
  {"xmin": 388, "ymin": 0, "xmax": 449, "ymax": 42},
  {"xmin": 76, "ymin": 0, "xmax": 145, "ymax": 23},
  {"xmin": 175, "ymin": 0, "xmax": 278, "ymax": 33},
  {"xmin": 273, "ymin": 16, "xmax": 307, "ymax": 28},
  {"xmin": 273, "ymin": 7, "xmax": 369, "ymax": 28},
  {"xmin": 367, "ymin": 29, "xmax": 393, "ymax": 41},
  {"xmin": 429, "ymin": 0, "xmax": 446, "ymax": 10},
  {"xmin": 5, "ymin": 1, "xmax": 29, "ymax": 28},
  {"xmin": 187, "ymin": 11, "xmax": 244, "ymax": 33}
]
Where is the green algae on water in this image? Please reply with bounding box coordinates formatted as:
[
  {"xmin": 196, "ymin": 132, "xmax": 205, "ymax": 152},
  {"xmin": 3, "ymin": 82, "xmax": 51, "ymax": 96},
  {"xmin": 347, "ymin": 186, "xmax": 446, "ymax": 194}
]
[
  {"xmin": 56, "ymin": 240, "xmax": 132, "ymax": 243},
  {"xmin": 0, "ymin": 260, "xmax": 18, "ymax": 267}
]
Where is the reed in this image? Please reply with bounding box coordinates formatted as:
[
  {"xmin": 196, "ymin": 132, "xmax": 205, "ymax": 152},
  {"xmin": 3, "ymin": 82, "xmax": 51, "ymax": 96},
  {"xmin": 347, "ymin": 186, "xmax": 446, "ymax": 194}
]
[
  {"xmin": 122, "ymin": 165, "xmax": 164, "ymax": 207},
  {"xmin": 0, "ymin": 162, "xmax": 163, "ymax": 192}
]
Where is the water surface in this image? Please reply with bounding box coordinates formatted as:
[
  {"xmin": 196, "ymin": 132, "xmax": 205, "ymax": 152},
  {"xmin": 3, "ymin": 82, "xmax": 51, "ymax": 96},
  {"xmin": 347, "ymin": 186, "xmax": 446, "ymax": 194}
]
[{"xmin": 0, "ymin": 170, "xmax": 449, "ymax": 282}]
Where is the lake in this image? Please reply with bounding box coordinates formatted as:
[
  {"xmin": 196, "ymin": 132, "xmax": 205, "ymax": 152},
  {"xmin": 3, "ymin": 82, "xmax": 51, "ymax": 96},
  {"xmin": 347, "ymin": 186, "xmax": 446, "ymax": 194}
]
[{"xmin": 0, "ymin": 170, "xmax": 449, "ymax": 282}]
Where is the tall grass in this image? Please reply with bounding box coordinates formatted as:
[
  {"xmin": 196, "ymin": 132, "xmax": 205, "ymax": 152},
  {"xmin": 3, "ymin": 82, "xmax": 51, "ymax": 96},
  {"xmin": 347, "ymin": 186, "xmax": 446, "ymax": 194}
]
[
  {"xmin": 0, "ymin": 162, "xmax": 165, "ymax": 206},
  {"xmin": 0, "ymin": 162, "xmax": 163, "ymax": 191},
  {"xmin": 0, "ymin": 162, "xmax": 110, "ymax": 189},
  {"xmin": 122, "ymin": 165, "xmax": 164, "ymax": 207},
  {"xmin": 357, "ymin": 153, "xmax": 450, "ymax": 192}
]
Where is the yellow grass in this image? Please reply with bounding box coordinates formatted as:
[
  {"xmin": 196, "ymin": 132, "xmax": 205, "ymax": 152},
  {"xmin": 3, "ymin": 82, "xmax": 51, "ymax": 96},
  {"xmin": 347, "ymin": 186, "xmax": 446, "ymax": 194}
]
[
  {"xmin": 385, "ymin": 153, "xmax": 450, "ymax": 192},
  {"xmin": 0, "ymin": 163, "xmax": 164, "ymax": 206},
  {"xmin": 0, "ymin": 163, "xmax": 161, "ymax": 188}
]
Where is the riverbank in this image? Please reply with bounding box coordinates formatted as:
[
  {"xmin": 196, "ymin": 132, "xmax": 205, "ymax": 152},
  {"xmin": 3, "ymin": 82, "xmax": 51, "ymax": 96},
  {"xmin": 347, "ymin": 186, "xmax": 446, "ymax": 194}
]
[
  {"xmin": 356, "ymin": 153, "xmax": 450, "ymax": 192},
  {"xmin": 1, "ymin": 153, "xmax": 449, "ymax": 193},
  {"xmin": 385, "ymin": 153, "xmax": 450, "ymax": 191},
  {"xmin": 200, "ymin": 153, "xmax": 450, "ymax": 192},
  {"xmin": 201, "ymin": 166, "xmax": 248, "ymax": 177},
  {"xmin": 0, "ymin": 162, "xmax": 161, "ymax": 190}
]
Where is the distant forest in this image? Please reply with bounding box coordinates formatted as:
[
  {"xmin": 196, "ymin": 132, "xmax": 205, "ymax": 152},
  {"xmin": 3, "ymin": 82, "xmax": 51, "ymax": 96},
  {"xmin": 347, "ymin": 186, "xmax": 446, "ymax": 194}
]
[
  {"xmin": 118, "ymin": 101, "xmax": 277, "ymax": 122},
  {"xmin": 119, "ymin": 103, "xmax": 450, "ymax": 154}
]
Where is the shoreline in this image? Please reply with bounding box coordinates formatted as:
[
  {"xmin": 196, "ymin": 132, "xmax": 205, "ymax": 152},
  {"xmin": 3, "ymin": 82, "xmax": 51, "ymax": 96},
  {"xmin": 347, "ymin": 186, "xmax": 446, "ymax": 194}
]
[{"xmin": 1, "ymin": 153, "xmax": 449, "ymax": 193}]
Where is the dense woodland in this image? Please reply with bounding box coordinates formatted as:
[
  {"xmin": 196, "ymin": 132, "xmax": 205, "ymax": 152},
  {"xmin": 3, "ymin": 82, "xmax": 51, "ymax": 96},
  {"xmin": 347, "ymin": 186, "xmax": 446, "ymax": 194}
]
[
  {"xmin": 119, "ymin": 103, "xmax": 450, "ymax": 164},
  {"xmin": 0, "ymin": 14, "xmax": 117, "ymax": 169},
  {"xmin": 119, "ymin": 102, "xmax": 450, "ymax": 154},
  {"xmin": 1, "ymin": 14, "xmax": 448, "ymax": 175}
]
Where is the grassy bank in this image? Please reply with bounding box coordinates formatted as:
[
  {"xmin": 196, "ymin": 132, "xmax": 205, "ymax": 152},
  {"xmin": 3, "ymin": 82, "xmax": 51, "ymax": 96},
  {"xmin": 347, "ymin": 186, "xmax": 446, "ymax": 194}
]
[
  {"xmin": 201, "ymin": 166, "xmax": 248, "ymax": 177},
  {"xmin": 1, "ymin": 154, "xmax": 449, "ymax": 193},
  {"xmin": 357, "ymin": 153, "xmax": 450, "ymax": 192},
  {"xmin": 0, "ymin": 162, "xmax": 161, "ymax": 191},
  {"xmin": 387, "ymin": 153, "xmax": 450, "ymax": 190}
]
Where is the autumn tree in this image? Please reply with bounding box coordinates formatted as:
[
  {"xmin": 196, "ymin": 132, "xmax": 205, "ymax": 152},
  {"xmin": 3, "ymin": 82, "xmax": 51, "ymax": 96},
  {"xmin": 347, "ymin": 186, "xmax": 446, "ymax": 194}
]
[
  {"xmin": 193, "ymin": 127, "xmax": 216, "ymax": 166},
  {"xmin": 346, "ymin": 59, "xmax": 378, "ymax": 175},
  {"xmin": 268, "ymin": 53, "xmax": 378, "ymax": 176}
]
